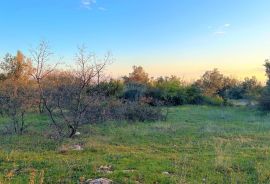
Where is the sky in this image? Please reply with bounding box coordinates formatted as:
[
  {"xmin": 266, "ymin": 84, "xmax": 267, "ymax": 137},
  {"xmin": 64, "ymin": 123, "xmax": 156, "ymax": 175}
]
[{"xmin": 0, "ymin": 0, "xmax": 270, "ymax": 82}]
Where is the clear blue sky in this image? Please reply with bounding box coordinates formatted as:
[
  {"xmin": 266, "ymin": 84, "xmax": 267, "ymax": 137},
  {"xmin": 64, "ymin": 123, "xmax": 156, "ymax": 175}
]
[{"xmin": 0, "ymin": 0, "xmax": 270, "ymax": 80}]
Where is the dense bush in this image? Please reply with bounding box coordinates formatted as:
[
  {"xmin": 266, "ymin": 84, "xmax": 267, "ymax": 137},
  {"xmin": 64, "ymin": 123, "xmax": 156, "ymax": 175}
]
[
  {"xmin": 203, "ymin": 96, "xmax": 224, "ymax": 106},
  {"xmin": 259, "ymin": 86, "xmax": 270, "ymax": 111},
  {"xmin": 226, "ymin": 86, "xmax": 243, "ymax": 100},
  {"xmin": 84, "ymin": 99, "xmax": 165, "ymax": 123},
  {"xmin": 144, "ymin": 87, "xmax": 163, "ymax": 106},
  {"xmin": 120, "ymin": 67, "xmax": 265, "ymax": 107},
  {"xmin": 145, "ymin": 84, "xmax": 208, "ymax": 106},
  {"xmin": 122, "ymin": 82, "xmax": 146, "ymax": 102},
  {"xmin": 145, "ymin": 76, "xmax": 188, "ymax": 106},
  {"xmin": 185, "ymin": 85, "xmax": 205, "ymax": 104},
  {"xmin": 259, "ymin": 61, "xmax": 270, "ymax": 111},
  {"xmin": 123, "ymin": 101, "xmax": 165, "ymax": 122},
  {"xmin": 87, "ymin": 79, "xmax": 124, "ymax": 97}
]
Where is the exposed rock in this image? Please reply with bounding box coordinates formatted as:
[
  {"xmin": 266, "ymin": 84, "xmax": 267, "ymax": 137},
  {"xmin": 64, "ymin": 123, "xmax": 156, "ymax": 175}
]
[
  {"xmin": 98, "ymin": 165, "xmax": 113, "ymax": 174},
  {"xmin": 58, "ymin": 145, "xmax": 69, "ymax": 154},
  {"xmin": 122, "ymin": 169, "xmax": 135, "ymax": 173},
  {"xmin": 58, "ymin": 144, "xmax": 83, "ymax": 154},
  {"xmin": 72, "ymin": 144, "xmax": 84, "ymax": 151},
  {"xmin": 75, "ymin": 131, "xmax": 81, "ymax": 136},
  {"xmin": 162, "ymin": 171, "xmax": 170, "ymax": 175},
  {"xmin": 85, "ymin": 178, "xmax": 112, "ymax": 184}
]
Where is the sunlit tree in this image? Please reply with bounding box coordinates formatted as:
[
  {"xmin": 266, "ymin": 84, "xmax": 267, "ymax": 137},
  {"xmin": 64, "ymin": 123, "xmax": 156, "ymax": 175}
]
[
  {"xmin": 124, "ymin": 65, "xmax": 149, "ymax": 84},
  {"xmin": 0, "ymin": 51, "xmax": 34, "ymax": 134}
]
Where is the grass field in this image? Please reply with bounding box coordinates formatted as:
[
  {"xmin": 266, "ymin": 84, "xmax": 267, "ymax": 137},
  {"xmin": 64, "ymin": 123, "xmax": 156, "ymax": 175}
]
[{"xmin": 1, "ymin": 106, "xmax": 270, "ymax": 183}]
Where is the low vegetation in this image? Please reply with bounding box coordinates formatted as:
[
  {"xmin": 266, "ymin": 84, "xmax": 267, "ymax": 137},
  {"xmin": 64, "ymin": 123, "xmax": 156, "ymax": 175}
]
[{"xmin": 0, "ymin": 106, "xmax": 270, "ymax": 183}]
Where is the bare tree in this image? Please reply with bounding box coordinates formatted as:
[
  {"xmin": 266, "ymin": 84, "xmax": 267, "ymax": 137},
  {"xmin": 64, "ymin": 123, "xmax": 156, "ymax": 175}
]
[
  {"xmin": 30, "ymin": 43, "xmax": 111, "ymax": 138},
  {"xmin": 30, "ymin": 41, "xmax": 62, "ymax": 135},
  {"xmin": 55, "ymin": 46, "xmax": 111, "ymax": 137},
  {"xmin": 93, "ymin": 51, "xmax": 113, "ymax": 85}
]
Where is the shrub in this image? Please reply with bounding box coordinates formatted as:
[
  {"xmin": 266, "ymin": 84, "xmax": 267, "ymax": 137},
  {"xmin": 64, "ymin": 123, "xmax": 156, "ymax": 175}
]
[
  {"xmin": 259, "ymin": 86, "xmax": 270, "ymax": 111},
  {"xmin": 163, "ymin": 88, "xmax": 187, "ymax": 106},
  {"xmin": 144, "ymin": 87, "xmax": 163, "ymax": 106},
  {"xmin": 122, "ymin": 82, "xmax": 146, "ymax": 102},
  {"xmin": 185, "ymin": 85, "xmax": 204, "ymax": 104},
  {"xmin": 226, "ymin": 86, "xmax": 243, "ymax": 100},
  {"xmin": 123, "ymin": 102, "xmax": 165, "ymax": 122},
  {"xmin": 87, "ymin": 79, "xmax": 124, "ymax": 97},
  {"xmin": 203, "ymin": 96, "xmax": 224, "ymax": 106},
  {"xmin": 258, "ymin": 61, "xmax": 270, "ymax": 111},
  {"xmin": 83, "ymin": 99, "xmax": 165, "ymax": 123}
]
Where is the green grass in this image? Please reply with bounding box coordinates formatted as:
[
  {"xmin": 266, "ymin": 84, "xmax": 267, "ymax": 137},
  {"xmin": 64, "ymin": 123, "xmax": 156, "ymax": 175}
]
[{"xmin": 1, "ymin": 106, "xmax": 270, "ymax": 183}]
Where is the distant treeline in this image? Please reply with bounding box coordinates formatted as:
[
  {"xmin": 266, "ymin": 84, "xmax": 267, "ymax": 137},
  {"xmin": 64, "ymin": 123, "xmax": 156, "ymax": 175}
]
[{"xmin": 116, "ymin": 66, "xmax": 264, "ymax": 106}]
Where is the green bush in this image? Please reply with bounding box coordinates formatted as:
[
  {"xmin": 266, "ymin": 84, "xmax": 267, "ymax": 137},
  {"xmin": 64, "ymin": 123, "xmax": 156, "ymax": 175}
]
[
  {"xmin": 163, "ymin": 88, "xmax": 187, "ymax": 106},
  {"xmin": 259, "ymin": 86, "xmax": 270, "ymax": 111},
  {"xmin": 258, "ymin": 61, "xmax": 270, "ymax": 111},
  {"xmin": 87, "ymin": 79, "xmax": 124, "ymax": 97},
  {"xmin": 203, "ymin": 96, "xmax": 224, "ymax": 106},
  {"xmin": 122, "ymin": 82, "xmax": 146, "ymax": 102},
  {"xmin": 185, "ymin": 85, "xmax": 204, "ymax": 104}
]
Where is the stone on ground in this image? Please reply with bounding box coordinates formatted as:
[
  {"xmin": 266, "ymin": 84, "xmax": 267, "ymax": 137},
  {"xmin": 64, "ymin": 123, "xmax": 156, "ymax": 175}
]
[{"xmin": 85, "ymin": 178, "xmax": 112, "ymax": 184}]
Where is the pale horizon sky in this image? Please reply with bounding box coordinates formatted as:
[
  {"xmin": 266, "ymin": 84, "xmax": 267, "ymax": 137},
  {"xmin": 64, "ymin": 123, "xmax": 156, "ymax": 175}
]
[{"xmin": 0, "ymin": 0, "xmax": 269, "ymax": 82}]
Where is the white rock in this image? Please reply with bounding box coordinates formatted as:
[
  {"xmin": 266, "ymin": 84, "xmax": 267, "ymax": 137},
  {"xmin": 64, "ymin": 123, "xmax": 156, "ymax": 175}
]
[
  {"xmin": 98, "ymin": 165, "xmax": 113, "ymax": 173},
  {"xmin": 72, "ymin": 144, "xmax": 83, "ymax": 151},
  {"xmin": 162, "ymin": 171, "xmax": 170, "ymax": 175},
  {"xmin": 122, "ymin": 169, "xmax": 135, "ymax": 173},
  {"xmin": 85, "ymin": 178, "xmax": 112, "ymax": 184}
]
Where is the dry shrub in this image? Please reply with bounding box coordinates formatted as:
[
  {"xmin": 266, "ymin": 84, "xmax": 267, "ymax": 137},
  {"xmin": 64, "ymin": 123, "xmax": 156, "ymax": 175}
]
[
  {"xmin": 84, "ymin": 99, "xmax": 164, "ymax": 123},
  {"xmin": 123, "ymin": 101, "xmax": 164, "ymax": 122}
]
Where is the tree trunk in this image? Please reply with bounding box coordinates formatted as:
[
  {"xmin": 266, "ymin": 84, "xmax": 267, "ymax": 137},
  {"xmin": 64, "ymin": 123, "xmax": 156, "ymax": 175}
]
[
  {"xmin": 68, "ymin": 125, "xmax": 76, "ymax": 138},
  {"xmin": 20, "ymin": 112, "xmax": 25, "ymax": 135}
]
